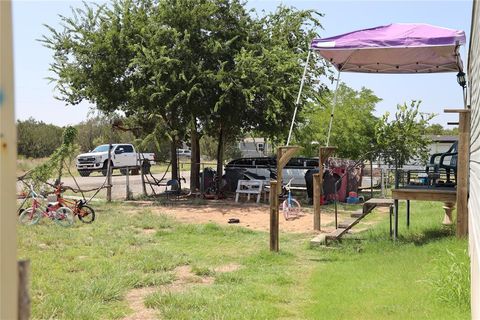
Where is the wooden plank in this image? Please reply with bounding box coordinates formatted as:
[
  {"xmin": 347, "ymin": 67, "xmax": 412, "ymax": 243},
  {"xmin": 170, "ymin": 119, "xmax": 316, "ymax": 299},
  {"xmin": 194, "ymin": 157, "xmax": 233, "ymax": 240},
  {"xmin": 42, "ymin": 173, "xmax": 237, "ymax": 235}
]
[
  {"xmin": 444, "ymin": 108, "xmax": 471, "ymax": 113},
  {"xmin": 0, "ymin": 1, "xmax": 19, "ymax": 318},
  {"xmin": 392, "ymin": 189, "xmax": 457, "ymax": 202},
  {"xmin": 338, "ymin": 219, "xmax": 357, "ymax": 229},
  {"xmin": 350, "ymin": 210, "xmax": 363, "ymax": 218},
  {"xmin": 456, "ymin": 110, "xmax": 470, "ymax": 237},
  {"xmin": 365, "ymin": 198, "xmax": 394, "ymax": 206},
  {"xmin": 326, "ymin": 228, "xmax": 348, "ymax": 239}
]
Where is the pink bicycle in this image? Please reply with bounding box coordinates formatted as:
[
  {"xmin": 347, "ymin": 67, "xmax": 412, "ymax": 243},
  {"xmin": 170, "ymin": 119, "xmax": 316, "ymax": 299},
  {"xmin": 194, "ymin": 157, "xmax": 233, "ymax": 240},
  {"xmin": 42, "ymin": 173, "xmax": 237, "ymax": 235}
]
[{"xmin": 19, "ymin": 185, "xmax": 74, "ymax": 227}]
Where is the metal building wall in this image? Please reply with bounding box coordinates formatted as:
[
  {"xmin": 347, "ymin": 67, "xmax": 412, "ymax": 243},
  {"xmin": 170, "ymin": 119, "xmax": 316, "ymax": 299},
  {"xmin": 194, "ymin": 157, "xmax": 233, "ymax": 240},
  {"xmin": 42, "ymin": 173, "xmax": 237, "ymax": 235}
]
[{"xmin": 468, "ymin": 0, "xmax": 480, "ymax": 317}]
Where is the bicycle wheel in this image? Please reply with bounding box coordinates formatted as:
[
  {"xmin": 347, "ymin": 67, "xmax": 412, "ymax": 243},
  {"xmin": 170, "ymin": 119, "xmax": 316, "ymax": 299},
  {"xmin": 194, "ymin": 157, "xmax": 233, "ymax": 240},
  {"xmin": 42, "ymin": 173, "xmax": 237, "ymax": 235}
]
[
  {"xmin": 77, "ymin": 205, "xmax": 95, "ymax": 224},
  {"xmin": 19, "ymin": 207, "xmax": 42, "ymax": 225},
  {"xmin": 282, "ymin": 198, "xmax": 302, "ymax": 220},
  {"xmin": 54, "ymin": 207, "xmax": 74, "ymax": 227}
]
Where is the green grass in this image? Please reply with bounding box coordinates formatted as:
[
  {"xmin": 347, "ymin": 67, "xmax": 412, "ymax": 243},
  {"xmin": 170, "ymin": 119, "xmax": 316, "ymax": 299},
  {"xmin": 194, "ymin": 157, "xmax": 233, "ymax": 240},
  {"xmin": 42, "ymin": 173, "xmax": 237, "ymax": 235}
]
[
  {"xmin": 18, "ymin": 201, "xmax": 470, "ymax": 319},
  {"xmin": 307, "ymin": 201, "xmax": 470, "ymax": 320}
]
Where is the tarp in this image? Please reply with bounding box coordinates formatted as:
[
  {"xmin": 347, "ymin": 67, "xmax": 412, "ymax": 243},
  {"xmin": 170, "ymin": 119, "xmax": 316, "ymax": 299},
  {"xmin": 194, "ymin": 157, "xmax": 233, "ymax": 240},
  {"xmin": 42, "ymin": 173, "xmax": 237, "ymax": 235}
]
[{"xmin": 311, "ymin": 23, "xmax": 466, "ymax": 73}]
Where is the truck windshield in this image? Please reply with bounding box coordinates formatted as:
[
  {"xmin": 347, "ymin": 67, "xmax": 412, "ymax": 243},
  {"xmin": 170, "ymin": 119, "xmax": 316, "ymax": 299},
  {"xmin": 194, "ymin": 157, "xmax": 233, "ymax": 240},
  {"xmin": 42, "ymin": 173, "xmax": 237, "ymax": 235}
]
[{"xmin": 92, "ymin": 145, "xmax": 112, "ymax": 152}]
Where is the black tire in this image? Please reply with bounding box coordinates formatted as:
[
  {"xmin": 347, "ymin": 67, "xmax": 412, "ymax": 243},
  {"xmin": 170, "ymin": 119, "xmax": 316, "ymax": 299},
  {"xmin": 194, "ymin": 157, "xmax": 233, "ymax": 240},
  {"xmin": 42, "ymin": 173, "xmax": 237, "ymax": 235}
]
[
  {"xmin": 102, "ymin": 161, "xmax": 113, "ymax": 176},
  {"xmin": 131, "ymin": 168, "xmax": 140, "ymax": 175},
  {"xmin": 78, "ymin": 170, "xmax": 91, "ymax": 177},
  {"xmin": 120, "ymin": 169, "xmax": 128, "ymax": 175},
  {"xmin": 78, "ymin": 205, "xmax": 95, "ymax": 224}
]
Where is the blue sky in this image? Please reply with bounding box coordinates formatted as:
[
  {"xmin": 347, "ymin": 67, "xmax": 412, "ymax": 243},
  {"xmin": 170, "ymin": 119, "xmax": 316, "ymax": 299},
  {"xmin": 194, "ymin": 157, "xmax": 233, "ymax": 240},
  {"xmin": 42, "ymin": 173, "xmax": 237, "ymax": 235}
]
[{"xmin": 12, "ymin": 0, "xmax": 473, "ymax": 127}]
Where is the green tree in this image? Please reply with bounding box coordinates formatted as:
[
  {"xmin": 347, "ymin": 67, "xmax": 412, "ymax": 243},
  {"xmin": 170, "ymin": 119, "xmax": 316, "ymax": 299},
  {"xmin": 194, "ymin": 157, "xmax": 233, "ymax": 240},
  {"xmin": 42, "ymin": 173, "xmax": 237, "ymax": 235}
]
[
  {"xmin": 375, "ymin": 101, "xmax": 434, "ymax": 171},
  {"xmin": 75, "ymin": 115, "xmax": 135, "ymax": 153},
  {"xmin": 295, "ymin": 83, "xmax": 380, "ymax": 159},
  {"xmin": 42, "ymin": 0, "xmax": 328, "ymax": 188},
  {"xmin": 425, "ymin": 123, "xmax": 459, "ymax": 136},
  {"xmin": 25, "ymin": 126, "xmax": 78, "ymax": 185},
  {"xmin": 17, "ymin": 118, "xmax": 63, "ymax": 158},
  {"xmin": 425, "ymin": 123, "xmax": 444, "ymax": 135}
]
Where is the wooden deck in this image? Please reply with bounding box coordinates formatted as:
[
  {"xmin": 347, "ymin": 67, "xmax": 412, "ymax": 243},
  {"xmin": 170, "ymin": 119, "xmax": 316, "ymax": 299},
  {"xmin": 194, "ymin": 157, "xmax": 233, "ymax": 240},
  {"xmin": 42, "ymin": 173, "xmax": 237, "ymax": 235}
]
[
  {"xmin": 392, "ymin": 188, "xmax": 456, "ymax": 202},
  {"xmin": 391, "ymin": 187, "xmax": 457, "ymax": 239}
]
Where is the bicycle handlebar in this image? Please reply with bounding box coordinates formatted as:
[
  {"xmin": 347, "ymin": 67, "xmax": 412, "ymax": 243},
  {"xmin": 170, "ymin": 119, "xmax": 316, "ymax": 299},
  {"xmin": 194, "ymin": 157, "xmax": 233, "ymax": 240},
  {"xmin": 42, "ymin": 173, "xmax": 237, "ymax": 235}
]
[
  {"xmin": 284, "ymin": 178, "xmax": 294, "ymax": 189},
  {"xmin": 28, "ymin": 184, "xmax": 44, "ymax": 199}
]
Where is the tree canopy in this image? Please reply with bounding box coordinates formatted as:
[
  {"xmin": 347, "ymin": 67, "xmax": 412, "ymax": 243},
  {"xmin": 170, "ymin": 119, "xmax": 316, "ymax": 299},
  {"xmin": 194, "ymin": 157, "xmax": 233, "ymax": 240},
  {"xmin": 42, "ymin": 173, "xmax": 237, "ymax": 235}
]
[
  {"xmin": 295, "ymin": 83, "xmax": 380, "ymax": 159},
  {"xmin": 42, "ymin": 0, "xmax": 328, "ymax": 182},
  {"xmin": 375, "ymin": 100, "xmax": 434, "ymax": 168}
]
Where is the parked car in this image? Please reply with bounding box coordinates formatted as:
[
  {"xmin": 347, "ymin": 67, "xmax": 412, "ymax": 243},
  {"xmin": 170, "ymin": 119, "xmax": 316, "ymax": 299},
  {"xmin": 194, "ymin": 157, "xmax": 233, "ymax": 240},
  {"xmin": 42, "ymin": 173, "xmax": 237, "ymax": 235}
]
[
  {"xmin": 224, "ymin": 157, "xmax": 319, "ymax": 190},
  {"xmin": 177, "ymin": 149, "xmax": 192, "ymax": 158},
  {"xmin": 76, "ymin": 144, "xmax": 155, "ymax": 177}
]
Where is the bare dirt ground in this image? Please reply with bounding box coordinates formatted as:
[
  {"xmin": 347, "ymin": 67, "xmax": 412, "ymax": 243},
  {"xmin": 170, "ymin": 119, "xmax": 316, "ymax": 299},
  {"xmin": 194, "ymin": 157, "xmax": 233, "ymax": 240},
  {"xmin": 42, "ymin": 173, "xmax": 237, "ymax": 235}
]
[
  {"xmin": 134, "ymin": 201, "xmax": 344, "ymax": 234},
  {"xmin": 128, "ymin": 199, "xmax": 391, "ymax": 235}
]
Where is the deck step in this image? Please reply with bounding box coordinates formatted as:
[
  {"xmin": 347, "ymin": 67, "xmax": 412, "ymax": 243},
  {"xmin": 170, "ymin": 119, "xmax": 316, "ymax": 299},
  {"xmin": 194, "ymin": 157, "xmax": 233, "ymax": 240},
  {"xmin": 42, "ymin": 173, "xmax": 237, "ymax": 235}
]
[
  {"xmin": 326, "ymin": 228, "xmax": 348, "ymax": 240},
  {"xmin": 338, "ymin": 219, "xmax": 358, "ymax": 229},
  {"xmin": 310, "ymin": 234, "xmax": 327, "ymax": 247},
  {"xmin": 350, "ymin": 210, "xmax": 363, "ymax": 218},
  {"xmin": 365, "ymin": 198, "xmax": 394, "ymax": 207}
]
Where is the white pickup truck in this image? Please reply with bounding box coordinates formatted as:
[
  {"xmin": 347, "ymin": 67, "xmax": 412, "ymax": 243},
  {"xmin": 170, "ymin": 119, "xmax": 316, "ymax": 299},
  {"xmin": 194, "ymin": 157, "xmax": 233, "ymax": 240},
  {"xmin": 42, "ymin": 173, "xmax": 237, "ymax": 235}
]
[{"xmin": 76, "ymin": 144, "xmax": 155, "ymax": 177}]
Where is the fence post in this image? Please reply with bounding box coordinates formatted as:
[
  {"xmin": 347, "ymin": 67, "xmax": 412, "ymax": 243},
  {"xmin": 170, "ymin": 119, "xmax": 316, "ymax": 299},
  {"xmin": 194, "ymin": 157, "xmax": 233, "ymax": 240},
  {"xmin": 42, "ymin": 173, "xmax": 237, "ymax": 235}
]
[
  {"xmin": 18, "ymin": 260, "xmax": 30, "ymax": 320},
  {"xmin": 125, "ymin": 167, "xmax": 131, "ymax": 200},
  {"xmin": 106, "ymin": 142, "xmax": 112, "ymax": 202}
]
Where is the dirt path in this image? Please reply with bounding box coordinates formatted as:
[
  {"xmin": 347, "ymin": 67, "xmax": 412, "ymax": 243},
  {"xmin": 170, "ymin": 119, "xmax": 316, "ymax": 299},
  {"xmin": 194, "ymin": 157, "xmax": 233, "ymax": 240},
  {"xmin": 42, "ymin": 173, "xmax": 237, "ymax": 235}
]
[{"xmin": 123, "ymin": 263, "xmax": 241, "ymax": 320}]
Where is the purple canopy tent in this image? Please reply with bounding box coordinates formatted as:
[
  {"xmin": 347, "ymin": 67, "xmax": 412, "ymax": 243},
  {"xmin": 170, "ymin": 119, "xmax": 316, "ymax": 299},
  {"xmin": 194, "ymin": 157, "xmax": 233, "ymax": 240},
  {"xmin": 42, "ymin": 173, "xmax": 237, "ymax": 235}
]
[{"xmin": 287, "ymin": 23, "xmax": 466, "ymax": 145}]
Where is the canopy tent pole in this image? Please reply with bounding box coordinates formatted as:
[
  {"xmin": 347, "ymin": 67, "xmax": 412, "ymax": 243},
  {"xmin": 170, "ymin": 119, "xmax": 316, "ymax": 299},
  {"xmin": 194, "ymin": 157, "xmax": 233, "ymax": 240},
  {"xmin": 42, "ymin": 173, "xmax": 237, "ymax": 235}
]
[
  {"xmin": 286, "ymin": 49, "xmax": 312, "ymax": 146},
  {"xmin": 326, "ymin": 71, "xmax": 341, "ymax": 147}
]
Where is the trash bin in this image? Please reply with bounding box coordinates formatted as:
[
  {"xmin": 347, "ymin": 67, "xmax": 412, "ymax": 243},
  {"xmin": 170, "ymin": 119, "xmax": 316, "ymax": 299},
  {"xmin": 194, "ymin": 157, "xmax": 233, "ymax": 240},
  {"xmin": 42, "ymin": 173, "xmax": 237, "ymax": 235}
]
[{"xmin": 200, "ymin": 168, "xmax": 216, "ymax": 193}]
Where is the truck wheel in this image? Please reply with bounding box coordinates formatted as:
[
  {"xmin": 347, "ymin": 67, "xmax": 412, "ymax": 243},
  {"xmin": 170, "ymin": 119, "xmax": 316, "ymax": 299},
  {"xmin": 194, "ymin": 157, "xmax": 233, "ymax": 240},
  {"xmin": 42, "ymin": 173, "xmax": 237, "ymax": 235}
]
[
  {"xmin": 78, "ymin": 170, "xmax": 91, "ymax": 177},
  {"xmin": 142, "ymin": 161, "xmax": 151, "ymax": 174},
  {"xmin": 102, "ymin": 161, "xmax": 113, "ymax": 176},
  {"xmin": 120, "ymin": 169, "xmax": 128, "ymax": 175},
  {"xmin": 131, "ymin": 168, "xmax": 140, "ymax": 175}
]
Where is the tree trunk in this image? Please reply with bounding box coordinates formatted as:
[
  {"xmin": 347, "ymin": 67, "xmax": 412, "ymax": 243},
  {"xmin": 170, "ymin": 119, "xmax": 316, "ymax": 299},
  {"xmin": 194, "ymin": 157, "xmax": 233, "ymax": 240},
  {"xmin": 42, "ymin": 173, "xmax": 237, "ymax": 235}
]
[
  {"xmin": 216, "ymin": 126, "xmax": 225, "ymax": 191},
  {"xmin": 190, "ymin": 119, "xmax": 200, "ymax": 191},
  {"xmin": 171, "ymin": 139, "xmax": 178, "ymax": 180}
]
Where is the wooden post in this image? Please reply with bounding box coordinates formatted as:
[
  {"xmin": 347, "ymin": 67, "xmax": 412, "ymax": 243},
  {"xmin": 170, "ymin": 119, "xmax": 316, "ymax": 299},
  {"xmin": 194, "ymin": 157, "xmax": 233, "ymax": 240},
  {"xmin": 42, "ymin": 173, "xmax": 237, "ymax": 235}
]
[
  {"xmin": 270, "ymin": 180, "xmax": 279, "ymax": 252},
  {"xmin": 313, "ymin": 173, "xmax": 321, "ymax": 230},
  {"xmin": 445, "ymin": 109, "xmax": 470, "ymax": 237},
  {"xmin": 141, "ymin": 169, "xmax": 147, "ymax": 196},
  {"xmin": 406, "ymin": 199, "xmax": 410, "ymax": 228},
  {"xmin": 269, "ymin": 146, "xmax": 301, "ymax": 252},
  {"xmin": 456, "ymin": 110, "xmax": 470, "ymax": 237},
  {"xmin": 314, "ymin": 146, "xmax": 336, "ymax": 231},
  {"xmin": 18, "ymin": 260, "xmax": 30, "ymax": 320},
  {"xmin": 125, "ymin": 167, "xmax": 131, "ymax": 200},
  {"xmin": 276, "ymin": 148, "xmax": 283, "ymax": 196},
  {"xmin": 0, "ymin": 1, "xmax": 19, "ymax": 318},
  {"xmin": 106, "ymin": 142, "xmax": 112, "ymax": 202}
]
